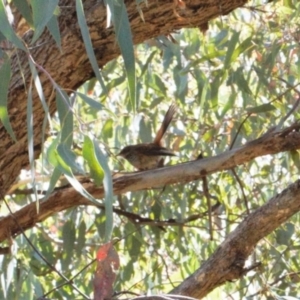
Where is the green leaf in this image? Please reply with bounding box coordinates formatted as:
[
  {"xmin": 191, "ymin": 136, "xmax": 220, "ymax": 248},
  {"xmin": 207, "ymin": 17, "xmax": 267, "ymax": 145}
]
[
  {"xmin": 47, "ymin": 136, "xmax": 60, "ymax": 167},
  {"xmin": 26, "ymin": 81, "xmax": 40, "ymax": 212},
  {"xmin": 62, "ymin": 220, "xmax": 76, "ymax": 269},
  {"xmin": 29, "ymin": 60, "xmax": 49, "ymax": 115},
  {"xmin": 93, "ymin": 138, "xmax": 114, "ymax": 242},
  {"xmin": 224, "ymin": 31, "xmax": 240, "ymax": 69},
  {"xmin": 0, "ymin": 2, "xmax": 26, "ymax": 50},
  {"xmin": 228, "ymin": 37, "xmax": 254, "ymax": 65},
  {"xmin": 174, "ymin": 66, "xmax": 188, "ymax": 101},
  {"xmin": 13, "ymin": 0, "xmax": 33, "ymax": 26},
  {"xmin": 27, "ymin": 81, "xmax": 38, "ymax": 204},
  {"xmin": 75, "ymin": 221, "xmax": 86, "ymax": 256},
  {"xmin": 210, "ymin": 74, "xmax": 223, "ymax": 108},
  {"xmin": 82, "ymin": 135, "xmax": 104, "ymax": 186},
  {"xmin": 153, "ymin": 74, "xmax": 167, "ymax": 95},
  {"xmin": 129, "ymin": 235, "xmax": 142, "ymax": 258},
  {"xmin": 31, "ymin": 0, "xmax": 59, "ymax": 43},
  {"xmin": 28, "ymin": 59, "xmax": 50, "ymax": 180},
  {"xmin": 264, "ymin": 44, "xmax": 282, "ymax": 76},
  {"xmin": 108, "ymin": 0, "xmax": 136, "ymax": 111},
  {"xmin": 290, "ymin": 150, "xmax": 300, "ymax": 169},
  {"xmin": 246, "ymin": 103, "xmax": 276, "ymax": 114},
  {"xmin": 54, "ymin": 146, "xmax": 73, "ymax": 177},
  {"xmin": 102, "ymin": 73, "xmax": 126, "ymax": 93},
  {"xmin": 0, "ymin": 58, "xmax": 16, "ymax": 141},
  {"xmin": 283, "ymin": 0, "xmax": 296, "ymax": 8},
  {"xmin": 140, "ymin": 50, "xmax": 158, "ymax": 77},
  {"xmin": 64, "ymin": 173, "xmax": 101, "ymax": 205},
  {"xmin": 57, "ymin": 143, "xmax": 85, "ymax": 175},
  {"xmin": 102, "ymin": 119, "xmax": 114, "ymax": 140},
  {"xmin": 77, "ymin": 92, "xmax": 104, "ymax": 111},
  {"xmin": 276, "ymin": 223, "xmax": 294, "ymax": 245},
  {"xmin": 46, "ymin": 137, "xmax": 88, "ymax": 201},
  {"xmin": 53, "ymin": 144, "xmax": 102, "ymax": 205},
  {"xmin": 44, "ymin": 137, "xmax": 63, "ymax": 200},
  {"xmin": 213, "ymin": 29, "xmax": 229, "ymax": 46},
  {"xmin": 47, "ymin": 15, "xmax": 61, "ymax": 49},
  {"xmin": 56, "ymin": 90, "xmax": 73, "ymax": 146},
  {"xmin": 86, "ymin": 78, "xmax": 97, "ymax": 93},
  {"xmin": 234, "ymin": 36, "xmax": 254, "ymax": 58},
  {"xmin": 139, "ymin": 116, "xmax": 152, "ymax": 143},
  {"xmin": 221, "ymin": 91, "xmax": 237, "ymax": 117},
  {"xmin": 43, "ymin": 167, "xmax": 62, "ymax": 201},
  {"xmin": 233, "ymin": 67, "xmax": 253, "ymax": 95},
  {"xmin": 75, "ymin": 0, "xmax": 107, "ymax": 93}
]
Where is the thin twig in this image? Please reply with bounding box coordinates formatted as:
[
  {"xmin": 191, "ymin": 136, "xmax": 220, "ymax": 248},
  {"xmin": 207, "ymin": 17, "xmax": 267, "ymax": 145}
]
[
  {"xmin": 1, "ymin": 196, "xmax": 90, "ymax": 300},
  {"xmin": 231, "ymin": 168, "xmax": 250, "ymax": 214},
  {"xmin": 197, "ymin": 153, "xmax": 213, "ymax": 240},
  {"xmin": 229, "ymin": 113, "xmax": 252, "ymax": 150}
]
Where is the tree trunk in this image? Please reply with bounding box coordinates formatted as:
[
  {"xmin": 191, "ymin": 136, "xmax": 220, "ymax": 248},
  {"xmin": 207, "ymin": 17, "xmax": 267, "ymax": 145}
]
[{"xmin": 0, "ymin": 0, "xmax": 247, "ymax": 195}]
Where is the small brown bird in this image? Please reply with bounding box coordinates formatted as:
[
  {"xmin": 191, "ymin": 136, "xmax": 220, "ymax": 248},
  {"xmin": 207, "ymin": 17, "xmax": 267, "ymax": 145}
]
[{"xmin": 118, "ymin": 104, "xmax": 176, "ymax": 170}]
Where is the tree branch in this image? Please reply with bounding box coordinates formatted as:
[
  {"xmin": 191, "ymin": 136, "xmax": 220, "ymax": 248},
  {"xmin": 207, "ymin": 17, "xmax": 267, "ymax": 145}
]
[
  {"xmin": 0, "ymin": 0, "xmax": 248, "ymax": 195},
  {"xmin": 1, "ymin": 122, "xmax": 300, "ymax": 243},
  {"xmin": 170, "ymin": 179, "xmax": 300, "ymax": 298}
]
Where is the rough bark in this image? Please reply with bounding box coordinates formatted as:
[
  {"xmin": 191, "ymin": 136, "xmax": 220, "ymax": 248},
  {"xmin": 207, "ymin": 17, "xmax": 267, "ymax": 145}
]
[{"xmin": 0, "ymin": 0, "xmax": 248, "ymax": 195}]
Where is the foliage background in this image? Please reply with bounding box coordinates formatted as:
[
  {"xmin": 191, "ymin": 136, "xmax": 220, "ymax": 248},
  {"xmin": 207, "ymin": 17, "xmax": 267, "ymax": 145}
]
[{"xmin": 1, "ymin": 0, "xmax": 300, "ymax": 299}]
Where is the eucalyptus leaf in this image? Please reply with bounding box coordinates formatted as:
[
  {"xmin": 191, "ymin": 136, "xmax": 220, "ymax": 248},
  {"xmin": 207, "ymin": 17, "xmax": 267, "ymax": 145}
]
[
  {"xmin": 47, "ymin": 15, "xmax": 61, "ymax": 49},
  {"xmin": 13, "ymin": 0, "xmax": 33, "ymax": 26},
  {"xmin": 31, "ymin": 0, "xmax": 59, "ymax": 43},
  {"xmin": 93, "ymin": 138, "xmax": 114, "ymax": 242},
  {"xmin": 82, "ymin": 135, "xmax": 104, "ymax": 186},
  {"xmin": 246, "ymin": 103, "xmax": 276, "ymax": 114},
  {"xmin": 0, "ymin": 2, "xmax": 25, "ymax": 50},
  {"xmin": 57, "ymin": 143, "xmax": 85, "ymax": 175},
  {"xmin": 27, "ymin": 81, "xmax": 38, "ymax": 205},
  {"xmin": 54, "ymin": 146, "xmax": 101, "ymax": 205},
  {"xmin": 224, "ymin": 31, "xmax": 240, "ymax": 69},
  {"xmin": 56, "ymin": 89, "xmax": 73, "ymax": 146},
  {"xmin": 107, "ymin": 0, "xmax": 136, "ymax": 111},
  {"xmin": 62, "ymin": 220, "xmax": 76, "ymax": 269},
  {"xmin": 75, "ymin": 0, "xmax": 107, "ymax": 93},
  {"xmin": 77, "ymin": 92, "xmax": 104, "ymax": 111}
]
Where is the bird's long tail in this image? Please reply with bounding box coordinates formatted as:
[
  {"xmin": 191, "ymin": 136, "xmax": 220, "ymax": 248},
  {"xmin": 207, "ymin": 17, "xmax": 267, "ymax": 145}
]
[{"xmin": 153, "ymin": 104, "xmax": 176, "ymax": 145}]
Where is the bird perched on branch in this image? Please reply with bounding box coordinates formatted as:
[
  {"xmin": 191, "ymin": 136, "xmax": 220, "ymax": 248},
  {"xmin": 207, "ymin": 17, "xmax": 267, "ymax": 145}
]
[{"xmin": 118, "ymin": 104, "xmax": 176, "ymax": 170}]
